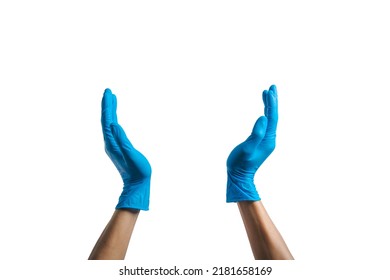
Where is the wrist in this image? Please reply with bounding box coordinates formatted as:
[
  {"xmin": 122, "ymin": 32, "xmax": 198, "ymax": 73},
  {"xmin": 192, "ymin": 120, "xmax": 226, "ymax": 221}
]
[
  {"xmin": 226, "ymin": 171, "xmax": 260, "ymax": 203},
  {"xmin": 116, "ymin": 178, "xmax": 151, "ymax": 211}
]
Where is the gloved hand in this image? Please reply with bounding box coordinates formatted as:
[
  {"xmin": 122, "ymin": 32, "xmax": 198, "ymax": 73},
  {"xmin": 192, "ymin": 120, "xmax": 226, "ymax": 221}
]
[
  {"xmin": 226, "ymin": 85, "xmax": 278, "ymax": 202},
  {"xmin": 101, "ymin": 88, "xmax": 152, "ymax": 210}
]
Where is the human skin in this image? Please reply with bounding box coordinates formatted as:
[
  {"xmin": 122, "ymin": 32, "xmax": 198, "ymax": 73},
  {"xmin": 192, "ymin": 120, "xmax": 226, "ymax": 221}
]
[
  {"xmin": 238, "ymin": 201, "xmax": 294, "ymax": 260},
  {"xmin": 88, "ymin": 209, "xmax": 139, "ymax": 260}
]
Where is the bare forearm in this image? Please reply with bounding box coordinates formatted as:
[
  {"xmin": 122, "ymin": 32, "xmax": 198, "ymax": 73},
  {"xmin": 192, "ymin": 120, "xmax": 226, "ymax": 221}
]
[
  {"xmin": 238, "ymin": 201, "xmax": 293, "ymax": 260},
  {"xmin": 88, "ymin": 209, "xmax": 139, "ymax": 260}
]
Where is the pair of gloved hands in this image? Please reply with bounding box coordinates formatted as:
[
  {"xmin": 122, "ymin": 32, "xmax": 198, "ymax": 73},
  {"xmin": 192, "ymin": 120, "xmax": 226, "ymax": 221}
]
[{"xmin": 101, "ymin": 86, "xmax": 278, "ymax": 211}]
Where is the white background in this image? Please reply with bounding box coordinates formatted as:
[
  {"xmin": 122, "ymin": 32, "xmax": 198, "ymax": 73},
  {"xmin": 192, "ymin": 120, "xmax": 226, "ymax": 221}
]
[{"xmin": 1, "ymin": 0, "xmax": 389, "ymax": 279}]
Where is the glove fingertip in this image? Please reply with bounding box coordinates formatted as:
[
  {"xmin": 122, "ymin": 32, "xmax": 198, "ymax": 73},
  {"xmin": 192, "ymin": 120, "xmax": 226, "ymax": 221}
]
[
  {"xmin": 252, "ymin": 116, "xmax": 268, "ymax": 138},
  {"xmin": 262, "ymin": 89, "xmax": 268, "ymax": 104}
]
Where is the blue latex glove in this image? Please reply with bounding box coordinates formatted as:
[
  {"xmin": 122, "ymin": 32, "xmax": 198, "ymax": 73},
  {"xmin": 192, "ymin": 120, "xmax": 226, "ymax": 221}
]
[
  {"xmin": 101, "ymin": 88, "xmax": 152, "ymax": 210},
  {"xmin": 226, "ymin": 85, "xmax": 278, "ymax": 202}
]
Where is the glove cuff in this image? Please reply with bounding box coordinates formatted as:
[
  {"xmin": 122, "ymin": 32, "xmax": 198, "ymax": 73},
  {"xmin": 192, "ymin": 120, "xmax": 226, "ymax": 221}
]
[
  {"xmin": 115, "ymin": 178, "xmax": 151, "ymax": 211},
  {"xmin": 226, "ymin": 170, "xmax": 260, "ymax": 202}
]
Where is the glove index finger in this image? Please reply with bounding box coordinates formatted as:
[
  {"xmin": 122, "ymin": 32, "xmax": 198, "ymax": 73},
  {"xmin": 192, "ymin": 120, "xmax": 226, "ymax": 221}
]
[
  {"xmin": 101, "ymin": 88, "xmax": 114, "ymax": 128},
  {"xmin": 111, "ymin": 92, "xmax": 118, "ymax": 124},
  {"xmin": 264, "ymin": 85, "xmax": 278, "ymax": 134}
]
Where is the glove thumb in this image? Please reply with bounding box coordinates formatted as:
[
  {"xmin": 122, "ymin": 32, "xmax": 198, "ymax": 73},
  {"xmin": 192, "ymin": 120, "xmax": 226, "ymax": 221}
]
[
  {"xmin": 244, "ymin": 116, "xmax": 268, "ymax": 152},
  {"xmin": 110, "ymin": 123, "xmax": 134, "ymax": 153}
]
